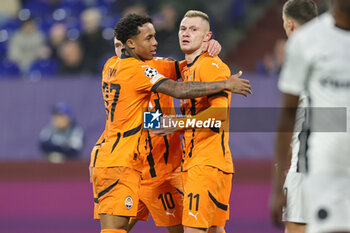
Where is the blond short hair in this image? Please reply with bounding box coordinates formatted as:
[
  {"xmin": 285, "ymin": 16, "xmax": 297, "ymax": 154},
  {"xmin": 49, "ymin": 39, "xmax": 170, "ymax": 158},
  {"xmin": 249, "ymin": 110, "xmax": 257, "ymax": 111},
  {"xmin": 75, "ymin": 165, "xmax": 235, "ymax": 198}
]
[{"xmin": 184, "ymin": 10, "xmax": 210, "ymax": 25}]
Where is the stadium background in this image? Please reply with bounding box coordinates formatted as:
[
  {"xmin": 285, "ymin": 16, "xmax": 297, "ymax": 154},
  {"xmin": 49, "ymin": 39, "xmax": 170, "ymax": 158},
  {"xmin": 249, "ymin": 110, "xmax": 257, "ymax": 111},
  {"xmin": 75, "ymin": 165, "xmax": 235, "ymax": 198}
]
[{"xmin": 0, "ymin": 0, "xmax": 327, "ymax": 232}]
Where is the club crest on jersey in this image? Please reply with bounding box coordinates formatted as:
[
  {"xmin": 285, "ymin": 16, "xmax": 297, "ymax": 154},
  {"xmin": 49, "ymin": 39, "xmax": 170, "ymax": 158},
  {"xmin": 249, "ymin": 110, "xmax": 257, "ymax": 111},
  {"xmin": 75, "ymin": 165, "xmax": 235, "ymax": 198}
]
[
  {"xmin": 144, "ymin": 67, "xmax": 158, "ymax": 78},
  {"xmin": 125, "ymin": 196, "xmax": 133, "ymax": 210}
]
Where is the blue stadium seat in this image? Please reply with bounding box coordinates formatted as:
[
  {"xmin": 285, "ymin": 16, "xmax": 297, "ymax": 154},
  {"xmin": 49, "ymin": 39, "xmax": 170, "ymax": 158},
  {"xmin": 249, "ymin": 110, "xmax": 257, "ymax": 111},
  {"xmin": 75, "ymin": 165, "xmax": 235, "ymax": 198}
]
[
  {"xmin": 58, "ymin": 0, "xmax": 86, "ymax": 16},
  {"xmin": 229, "ymin": 0, "xmax": 247, "ymax": 23},
  {"xmin": 22, "ymin": 0, "xmax": 52, "ymax": 18},
  {"xmin": 1, "ymin": 20, "xmax": 21, "ymax": 33},
  {"xmin": 0, "ymin": 41, "xmax": 8, "ymax": 60},
  {"xmin": 0, "ymin": 59, "xmax": 21, "ymax": 77},
  {"xmin": 29, "ymin": 58, "xmax": 59, "ymax": 77}
]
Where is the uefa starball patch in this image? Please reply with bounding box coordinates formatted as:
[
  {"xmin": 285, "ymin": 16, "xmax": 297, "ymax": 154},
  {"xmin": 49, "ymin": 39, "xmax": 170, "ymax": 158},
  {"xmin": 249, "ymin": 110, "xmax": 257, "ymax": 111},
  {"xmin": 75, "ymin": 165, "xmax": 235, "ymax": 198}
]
[{"xmin": 144, "ymin": 67, "xmax": 158, "ymax": 78}]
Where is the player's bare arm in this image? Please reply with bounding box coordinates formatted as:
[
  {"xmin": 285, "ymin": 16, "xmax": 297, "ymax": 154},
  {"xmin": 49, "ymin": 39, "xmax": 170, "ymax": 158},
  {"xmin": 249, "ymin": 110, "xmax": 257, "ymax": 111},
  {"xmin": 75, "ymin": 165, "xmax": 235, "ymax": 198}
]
[
  {"xmin": 156, "ymin": 71, "xmax": 251, "ymax": 99},
  {"xmin": 270, "ymin": 93, "xmax": 299, "ymax": 226}
]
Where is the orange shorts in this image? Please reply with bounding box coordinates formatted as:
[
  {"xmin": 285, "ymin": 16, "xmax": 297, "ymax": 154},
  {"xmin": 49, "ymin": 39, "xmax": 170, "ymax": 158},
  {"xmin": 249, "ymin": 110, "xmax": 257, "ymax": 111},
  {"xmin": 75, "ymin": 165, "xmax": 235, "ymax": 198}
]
[
  {"xmin": 92, "ymin": 166, "xmax": 141, "ymax": 219},
  {"xmin": 182, "ymin": 165, "xmax": 232, "ymax": 228},
  {"xmin": 133, "ymin": 168, "xmax": 184, "ymax": 226}
]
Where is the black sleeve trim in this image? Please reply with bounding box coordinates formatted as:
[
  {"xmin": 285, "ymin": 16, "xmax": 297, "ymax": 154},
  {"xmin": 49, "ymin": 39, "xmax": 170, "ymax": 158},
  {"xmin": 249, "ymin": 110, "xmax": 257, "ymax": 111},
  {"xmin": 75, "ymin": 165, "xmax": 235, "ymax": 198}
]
[
  {"xmin": 207, "ymin": 91, "xmax": 228, "ymax": 99},
  {"xmin": 151, "ymin": 78, "xmax": 170, "ymax": 93}
]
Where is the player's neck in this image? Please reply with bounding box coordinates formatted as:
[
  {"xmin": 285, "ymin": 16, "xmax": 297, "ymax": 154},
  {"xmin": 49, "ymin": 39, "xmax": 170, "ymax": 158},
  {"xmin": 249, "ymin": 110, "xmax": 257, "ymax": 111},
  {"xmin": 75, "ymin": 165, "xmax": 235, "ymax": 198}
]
[
  {"xmin": 124, "ymin": 47, "xmax": 145, "ymax": 61},
  {"xmin": 185, "ymin": 49, "xmax": 203, "ymax": 64},
  {"xmin": 333, "ymin": 10, "xmax": 350, "ymax": 30}
]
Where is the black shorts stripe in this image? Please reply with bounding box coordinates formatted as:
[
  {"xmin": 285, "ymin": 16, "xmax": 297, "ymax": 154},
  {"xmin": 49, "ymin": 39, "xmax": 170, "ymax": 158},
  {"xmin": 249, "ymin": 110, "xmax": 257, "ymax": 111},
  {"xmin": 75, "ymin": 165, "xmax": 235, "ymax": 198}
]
[
  {"xmin": 94, "ymin": 198, "xmax": 98, "ymax": 204},
  {"xmin": 111, "ymin": 132, "xmax": 121, "ymax": 153},
  {"xmin": 207, "ymin": 91, "xmax": 228, "ymax": 99},
  {"xmin": 208, "ymin": 191, "xmax": 228, "ymax": 211},
  {"xmin": 123, "ymin": 124, "xmax": 142, "ymax": 137},
  {"xmin": 151, "ymin": 78, "xmax": 169, "ymax": 93},
  {"xmin": 97, "ymin": 179, "xmax": 120, "ymax": 199},
  {"xmin": 176, "ymin": 188, "xmax": 184, "ymax": 196}
]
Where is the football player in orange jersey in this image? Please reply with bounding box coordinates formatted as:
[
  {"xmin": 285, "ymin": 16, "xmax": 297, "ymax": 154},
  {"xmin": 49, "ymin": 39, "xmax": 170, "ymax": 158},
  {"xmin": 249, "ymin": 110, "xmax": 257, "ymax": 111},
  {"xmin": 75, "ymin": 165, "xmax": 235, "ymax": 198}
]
[
  {"xmin": 153, "ymin": 10, "xmax": 236, "ymax": 233},
  {"xmin": 90, "ymin": 13, "xmax": 251, "ymax": 233},
  {"xmin": 177, "ymin": 11, "xmax": 234, "ymax": 233}
]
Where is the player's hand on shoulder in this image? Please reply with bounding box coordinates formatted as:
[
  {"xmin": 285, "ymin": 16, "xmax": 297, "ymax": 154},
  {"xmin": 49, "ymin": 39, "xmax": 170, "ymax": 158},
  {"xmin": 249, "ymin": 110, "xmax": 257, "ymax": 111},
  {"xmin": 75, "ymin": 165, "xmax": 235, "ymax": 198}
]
[
  {"xmin": 205, "ymin": 39, "xmax": 222, "ymax": 57},
  {"xmin": 226, "ymin": 71, "xmax": 252, "ymax": 97},
  {"xmin": 164, "ymin": 57, "xmax": 175, "ymax": 61}
]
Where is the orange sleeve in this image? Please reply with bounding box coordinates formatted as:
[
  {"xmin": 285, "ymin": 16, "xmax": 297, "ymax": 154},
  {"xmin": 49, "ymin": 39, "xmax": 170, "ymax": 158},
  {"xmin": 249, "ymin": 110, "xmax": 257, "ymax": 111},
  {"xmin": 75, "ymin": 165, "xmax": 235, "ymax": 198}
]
[
  {"xmin": 148, "ymin": 58, "xmax": 186, "ymax": 81},
  {"xmin": 134, "ymin": 65, "xmax": 169, "ymax": 93},
  {"xmin": 198, "ymin": 58, "xmax": 230, "ymax": 82},
  {"xmin": 101, "ymin": 56, "xmax": 119, "ymax": 84}
]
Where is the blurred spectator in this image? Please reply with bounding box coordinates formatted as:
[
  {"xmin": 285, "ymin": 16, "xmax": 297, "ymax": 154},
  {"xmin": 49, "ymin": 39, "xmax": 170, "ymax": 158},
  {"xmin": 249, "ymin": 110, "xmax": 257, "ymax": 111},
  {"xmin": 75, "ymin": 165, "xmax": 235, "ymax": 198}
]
[
  {"xmin": 39, "ymin": 102, "xmax": 84, "ymax": 163},
  {"xmin": 58, "ymin": 40, "xmax": 86, "ymax": 75},
  {"xmin": 48, "ymin": 23, "xmax": 68, "ymax": 61},
  {"xmin": 0, "ymin": 0, "xmax": 20, "ymax": 24},
  {"xmin": 28, "ymin": 45, "xmax": 59, "ymax": 80},
  {"xmin": 122, "ymin": 3, "xmax": 148, "ymax": 16},
  {"xmin": 256, "ymin": 38, "xmax": 286, "ymax": 76},
  {"xmin": 8, "ymin": 18, "xmax": 45, "ymax": 75},
  {"xmin": 115, "ymin": 1, "xmax": 158, "ymax": 15},
  {"xmin": 79, "ymin": 7, "xmax": 110, "ymax": 75},
  {"xmin": 152, "ymin": 3, "xmax": 182, "ymax": 59}
]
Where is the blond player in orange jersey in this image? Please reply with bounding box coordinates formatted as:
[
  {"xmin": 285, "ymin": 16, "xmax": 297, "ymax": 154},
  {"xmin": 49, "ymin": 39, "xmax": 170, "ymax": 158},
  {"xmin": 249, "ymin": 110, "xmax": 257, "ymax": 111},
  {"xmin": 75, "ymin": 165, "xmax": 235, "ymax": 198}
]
[
  {"xmin": 153, "ymin": 10, "xmax": 236, "ymax": 233},
  {"xmin": 90, "ymin": 14, "xmax": 251, "ymax": 233}
]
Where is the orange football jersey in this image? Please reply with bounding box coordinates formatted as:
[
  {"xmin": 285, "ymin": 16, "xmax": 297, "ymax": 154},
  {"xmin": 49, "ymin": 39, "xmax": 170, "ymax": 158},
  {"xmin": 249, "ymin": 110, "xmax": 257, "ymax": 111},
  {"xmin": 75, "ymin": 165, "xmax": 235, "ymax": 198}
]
[
  {"xmin": 138, "ymin": 58, "xmax": 185, "ymax": 181},
  {"xmin": 180, "ymin": 53, "xmax": 234, "ymax": 173},
  {"xmin": 90, "ymin": 55, "xmax": 169, "ymax": 171}
]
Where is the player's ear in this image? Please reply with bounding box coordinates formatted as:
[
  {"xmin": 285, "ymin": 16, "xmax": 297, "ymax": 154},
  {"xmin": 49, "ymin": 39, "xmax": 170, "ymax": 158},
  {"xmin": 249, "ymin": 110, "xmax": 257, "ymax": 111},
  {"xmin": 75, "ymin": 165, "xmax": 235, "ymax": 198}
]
[
  {"xmin": 288, "ymin": 19, "xmax": 295, "ymax": 32},
  {"xmin": 204, "ymin": 31, "xmax": 212, "ymax": 42},
  {"xmin": 126, "ymin": 38, "xmax": 135, "ymax": 49}
]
